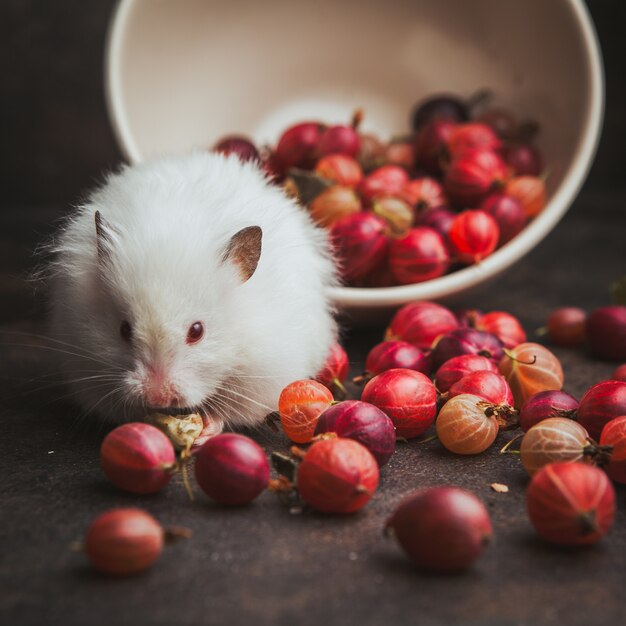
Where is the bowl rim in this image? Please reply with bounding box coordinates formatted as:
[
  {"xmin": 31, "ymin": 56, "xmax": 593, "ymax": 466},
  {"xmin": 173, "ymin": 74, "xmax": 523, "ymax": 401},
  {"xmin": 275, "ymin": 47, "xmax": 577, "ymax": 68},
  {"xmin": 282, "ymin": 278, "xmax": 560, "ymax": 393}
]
[{"xmin": 104, "ymin": 0, "xmax": 604, "ymax": 310}]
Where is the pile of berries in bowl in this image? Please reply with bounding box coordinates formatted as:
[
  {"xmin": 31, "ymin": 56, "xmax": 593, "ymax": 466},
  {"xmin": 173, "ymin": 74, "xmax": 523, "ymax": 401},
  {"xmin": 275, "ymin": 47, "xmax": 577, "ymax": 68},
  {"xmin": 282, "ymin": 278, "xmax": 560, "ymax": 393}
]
[{"xmin": 214, "ymin": 92, "xmax": 550, "ymax": 312}]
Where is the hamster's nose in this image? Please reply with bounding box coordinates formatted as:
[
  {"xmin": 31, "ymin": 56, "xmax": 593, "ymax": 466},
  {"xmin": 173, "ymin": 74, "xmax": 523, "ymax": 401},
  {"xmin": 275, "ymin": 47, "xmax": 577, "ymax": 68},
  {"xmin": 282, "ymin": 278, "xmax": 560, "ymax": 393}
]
[{"xmin": 143, "ymin": 368, "xmax": 180, "ymax": 408}]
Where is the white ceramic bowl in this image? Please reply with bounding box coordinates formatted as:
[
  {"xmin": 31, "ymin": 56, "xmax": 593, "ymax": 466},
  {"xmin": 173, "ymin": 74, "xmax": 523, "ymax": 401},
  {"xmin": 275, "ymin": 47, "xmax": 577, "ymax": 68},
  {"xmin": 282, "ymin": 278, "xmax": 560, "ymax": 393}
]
[{"xmin": 105, "ymin": 0, "xmax": 603, "ymax": 323}]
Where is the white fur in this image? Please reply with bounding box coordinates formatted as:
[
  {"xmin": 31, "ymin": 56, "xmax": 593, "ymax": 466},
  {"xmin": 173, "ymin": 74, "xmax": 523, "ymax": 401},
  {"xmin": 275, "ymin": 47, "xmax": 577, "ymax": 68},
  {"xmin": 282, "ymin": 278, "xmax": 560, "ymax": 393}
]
[{"xmin": 48, "ymin": 152, "xmax": 338, "ymax": 428}]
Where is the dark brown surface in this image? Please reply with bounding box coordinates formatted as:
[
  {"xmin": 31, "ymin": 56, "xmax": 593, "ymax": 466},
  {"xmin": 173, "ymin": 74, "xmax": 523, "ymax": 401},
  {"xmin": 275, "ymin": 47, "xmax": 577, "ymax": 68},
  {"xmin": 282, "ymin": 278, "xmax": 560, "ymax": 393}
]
[
  {"xmin": 2, "ymin": 1, "xmax": 626, "ymax": 624},
  {"xmin": 1, "ymin": 192, "xmax": 625, "ymax": 626}
]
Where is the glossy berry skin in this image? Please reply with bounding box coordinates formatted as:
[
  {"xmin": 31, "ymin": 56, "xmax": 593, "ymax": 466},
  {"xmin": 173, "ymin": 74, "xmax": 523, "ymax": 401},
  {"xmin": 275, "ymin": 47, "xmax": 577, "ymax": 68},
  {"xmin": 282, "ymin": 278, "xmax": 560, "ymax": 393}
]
[
  {"xmin": 436, "ymin": 394, "xmax": 499, "ymax": 455},
  {"xmin": 314, "ymin": 400, "xmax": 396, "ymax": 466},
  {"xmin": 414, "ymin": 119, "xmax": 456, "ymax": 174},
  {"xmin": 315, "ymin": 154, "xmax": 363, "ymax": 186},
  {"xmin": 449, "ymin": 210, "xmax": 500, "ymax": 264},
  {"xmin": 431, "ymin": 328, "xmax": 505, "ymax": 369},
  {"xmin": 318, "ymin": 125, "xmax": 360, "ymax": 158},
  {"xmin": 434, "ymin": 354, "xmax": 498, "ymax": 393},
  {"xmin": 527, "ymin": 462, "xmax": 615, "ymax": 546},
  {"xmin": 401, "ymin": 177, "xmax": 446, "ymax": 211},
  {"xmin": 520, "ymin": 418, "xmax": 592, "ymax": 476},
  {"xmin": 297, "ymin": 438, "xmax": 379, "ymax": 513},
  {"xmin": 499, "ymin": 343, "xmax": 564, "ymax": 407},
  {"xmin": 479, "ymin": 193, "xmax": 526, "ymax": 245},
  {"xmin": 330, "ymin": 213, "xmax": 389, "ymax": 283},
  {"xmin": 385, "ymin": 301, "xmax": 458, "ymax": 351},
  {"xmin": 586, "ymin": 306, "xmax": 626, "ymax": 361},
  {"xmin": 194, "ymin": 434, "xmax": 270, "ymax": 505},
  {"xmin": 599, "ymin": 416, "xmax": 626, "ymax": 484},
  {"xmin": 504, "ymin": 143, "xmax": 543, "ymax": 177},
  {"xmin": 315, "ymin": 342, "xmax": 349, "ymax": 394},
  {"xmin": 364, "ymin": 340, "xmax": 430, "ymax": 378},
  {"xmin": 309, "ymin": 185, "xmax": 361, "ymax": 228},
  {"xmin": 389, "ymin": 227, "xmax": 450, "ymax": 284},
  {"xmin": 361, "ymin": 368, "xmax": 437, "ymax": 439},
  {"xmin": 476, "ymin": 311, "xmax": 526, "ymax": 349},
  {"xmin": 447, "ymin": 123, "xmax": 501, "ymax": 158},
  {"xmin": 546, "ymin": 307, "xmax": 587, "ymax": 347},
  {"xmin": 100, "ymin": 423, "xmax": 176, "ymax": 495},
  {"xmin": 411, "ymin": 94, "xmax": 469, "ymax": 130},
  {"xmin": 358, "ymin": 165, "xmax": 410, "ymax": 205},
  {"xmin": 448, "ymin": 370, "xmax": 514, "ymax": 406},
  {"xmin": 84, "ymin": 508, "xmax": 164, "ymax": 576},
  {"xmin": 213, "ymin": 136, "xmax": 260, "ymax": 163},
  {"xmin": 577, "ymin": 380, "xmax": 626, "ymax": 441},
  {"xmin": 371, "ymin": 196, "xmax": 415, "ymax": 238},
  {"xmin": 444, "ymin": 149, "xmax": 508, "ymax": 208},
  {"xmin": 278, "ymin": 380, "xmax": 334, "ymax": 443},
  {"xmin": 385, "ymin": 142, "xmax": 416, "ymax": 170},
  {"xmin": 519, "ymin": 390, "xmax": 579, "ymax": 432},
  {"xmin": 275, "ymin": 122, "xmax": 324, "ymax": 170},
  {"xmin": 418, "ymin": 207, "xmax": 456, "ymax": 244},
  {"xmin": 505, "ymin": 176, "xmax": 546, "ymax": 217},
  {"xmin": 386, "ymin": 487, "xmax": 492, "ymax": 573}
]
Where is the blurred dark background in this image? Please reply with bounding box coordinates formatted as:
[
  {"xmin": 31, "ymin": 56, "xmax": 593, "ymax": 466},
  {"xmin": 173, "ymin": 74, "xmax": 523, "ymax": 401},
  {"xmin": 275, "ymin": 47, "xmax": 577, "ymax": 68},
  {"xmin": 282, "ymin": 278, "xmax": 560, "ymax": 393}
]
[{"xmin": 1, "ymin": 0, "xmax": 625, "ymax": 211}]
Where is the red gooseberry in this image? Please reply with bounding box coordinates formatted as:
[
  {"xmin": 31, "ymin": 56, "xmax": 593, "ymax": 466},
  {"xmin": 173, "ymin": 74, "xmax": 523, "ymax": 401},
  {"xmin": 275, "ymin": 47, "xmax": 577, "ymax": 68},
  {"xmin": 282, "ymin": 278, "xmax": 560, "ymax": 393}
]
[
  {"xmin": 386, "ymin": 487, "xmax": 492, "ymax": 573},
  {"xmin": 599, "ymin": 416, "xmax": 626, "ymax": 484},
  {"xmin": 317, "ymin": 124, "xmax": 360, "ymax": 158},
  {"xmin": 314, "ymin": 400, "xmax": 396, "ymax": 467},
  {"xmin": 296, "ymin": 438, "xmax": 379, "ymax": 513},
  {"xmin": 434, "ymin": 354, "xmax": 498, "ymax": 393},
  {"xmin": 194, "ymin": 433, "xmax": 270, "ymax": 505},
  {"xmin": 371, "ymin": 196, "xmax": 415, "ymax": 238},
  {"xmin": 309, "ymin": 185, "xmax": 361, "ymax": 228},
  {"xmin": 385, "ymin": 142, "xmax": 416, "ymax": 170},
  {"xmin": 315, "ymin": 342, "xmax": 349, "ymax": 397},
  {"xmin": 275, "ymin": 122, "xmax": 324, "ymax": 170},
  {"xmin": 388, "ymin": 227, "xmax": 450, "ymax": 284},
  {"xmin": 504, "ymin": 143, "xmax": 543, "ymax": 177},
  {"xmin": 358, "ymin": 165, "xmax": 409, "ymax": 205},
  {"xmin": 520, "ymin": 418, "xmax": 597, "ymax": 476},
  {"xmin": 401, "ymin": 177, "xmax": 446, "ymax": 212},
  {"xmin": 498, "ymin": 342, "xmax": 564, "ymax": 407},
  {"xmin": 449, "ymin": 210, "xmax": 500, "ymax": 264},
  {"xmin": 448, "ymin": 370, "xmax": 514, "ymax": 406},
  {"xmin": 84, "ymin": 508, "xmax": 165, "ymax": 576},
  {"xmin": 444, "ymin": 149, "xmax": 508, "ymax": 208},
  {"xmin": 436, "ymin": 394, "xmax": 501, "ymax": 455},
  {"xmin": 431, "ymin": 328, "xmax": 505, "ymax": 369},
  {"xmin": 519, "ymin": 390, "xmax": 579, "ymax": 432},
  {"xmin": 504, "ymin": 175, "xmax": 546, "ymax": 218},
  {"xmin": 479, "ymin": 193, "xmax": 526, "ymax": 245},
  {"xmin": 586, "ymin": 306, "xmax": 626, "ymax": 361},
  {"xmin": 213, "ymin": 136, "xmax": 260, "ymax": 163},
  {"xmin": 361, "ymin": 340, "xmax": 430, "ymax": 381},
  {"xmin": 526, "ymin": 462, "xmax": 615, "ymax": 546},
  {"xmin": 546, "ymin": 307, "xmax": 587, "ymax": 347},
  {"xmin": 361, "ymin": 368, "xmax": 437, "ymax": 439},
  {"xmin": 577, "ymin": 380, "xmax": 626, "ymax": 441},
  {"xmin": 100, "ymin": 423, "xmax": 176, "ymax": 495},
  {"xmin": 414, "ymin": 119, "xmax": 456, "ymax": 174},
  {"xmin": 385, "ymin": 301, "xmax": 458, "ymax": 350},
  {"xmin": 476, "ymin": 311, "xmax": 526, "ymax": 349},
  {"xmin": 418, "ymin": 207, "xmax": 456, "ymax": 243},
  {"xmin": 447, "ymin": 123, "xmax": 502, "ymax": 158},
  {"xmin": 329, "ymin": 213, "xmax": 389, "ymax": 283},
  {"xmin": 278, "ymin": 379, "xmax": 334, "ymax": 443},
  {"xmin": 314, "ymin": 154, "xmax": 363, "ymax": 186}
]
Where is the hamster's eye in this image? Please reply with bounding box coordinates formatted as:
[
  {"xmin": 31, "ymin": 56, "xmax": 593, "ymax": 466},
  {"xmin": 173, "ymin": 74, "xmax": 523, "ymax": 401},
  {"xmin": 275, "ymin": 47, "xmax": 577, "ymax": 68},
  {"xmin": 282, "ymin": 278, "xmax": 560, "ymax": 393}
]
[
  {"xmin": 120, "ymin": 320, "xmax": 132, "ymax": 342},
  {"xmin": 186, "ymin": 321, "xmax": 204, "ymax": 345}
]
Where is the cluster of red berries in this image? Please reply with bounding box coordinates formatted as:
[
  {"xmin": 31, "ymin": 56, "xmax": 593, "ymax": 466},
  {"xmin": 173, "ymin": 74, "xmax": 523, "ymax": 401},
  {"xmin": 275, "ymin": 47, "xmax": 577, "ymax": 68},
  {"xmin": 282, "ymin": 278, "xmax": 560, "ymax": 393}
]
[
  {"xmin": 214, "ymin": 92, "xmax": 547, "ymax": 287},
  {"xmin": 85, "ymin": 300, "xmax": 626, "ymax": 576}
]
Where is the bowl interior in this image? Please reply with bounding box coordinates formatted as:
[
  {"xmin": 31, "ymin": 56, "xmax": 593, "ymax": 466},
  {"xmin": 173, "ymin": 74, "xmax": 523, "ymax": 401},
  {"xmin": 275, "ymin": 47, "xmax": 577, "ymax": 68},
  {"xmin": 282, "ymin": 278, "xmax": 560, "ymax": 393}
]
[{"xmin": 107, "ymin": 0, "xmax": 602, "ymax": 320}]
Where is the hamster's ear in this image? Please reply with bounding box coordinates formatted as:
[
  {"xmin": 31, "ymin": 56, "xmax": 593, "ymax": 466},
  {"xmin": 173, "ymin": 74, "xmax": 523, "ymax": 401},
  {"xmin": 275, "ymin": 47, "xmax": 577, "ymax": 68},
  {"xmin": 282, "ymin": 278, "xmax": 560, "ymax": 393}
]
[
  {"xmin": 94, "ymin": 211, "xmax": 115, "ymax": 266},
  {"xmin": 221, "ymin": 225, "xmax": 263, "ymax": 283}
]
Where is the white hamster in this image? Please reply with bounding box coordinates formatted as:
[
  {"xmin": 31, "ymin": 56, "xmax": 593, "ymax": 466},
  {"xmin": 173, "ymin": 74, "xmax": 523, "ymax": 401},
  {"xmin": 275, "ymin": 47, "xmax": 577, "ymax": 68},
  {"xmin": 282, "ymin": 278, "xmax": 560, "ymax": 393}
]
[{"xmin": 48, "ymin": 151, "xmax": 338, "ymax": 431}]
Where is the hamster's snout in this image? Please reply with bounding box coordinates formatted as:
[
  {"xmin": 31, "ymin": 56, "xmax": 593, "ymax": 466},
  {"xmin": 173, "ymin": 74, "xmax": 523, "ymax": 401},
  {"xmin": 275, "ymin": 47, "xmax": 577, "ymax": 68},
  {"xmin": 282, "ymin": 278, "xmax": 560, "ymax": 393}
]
[{"xmin": 142, "ymin": 365, "xmax": 183, "ymax": 409}]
